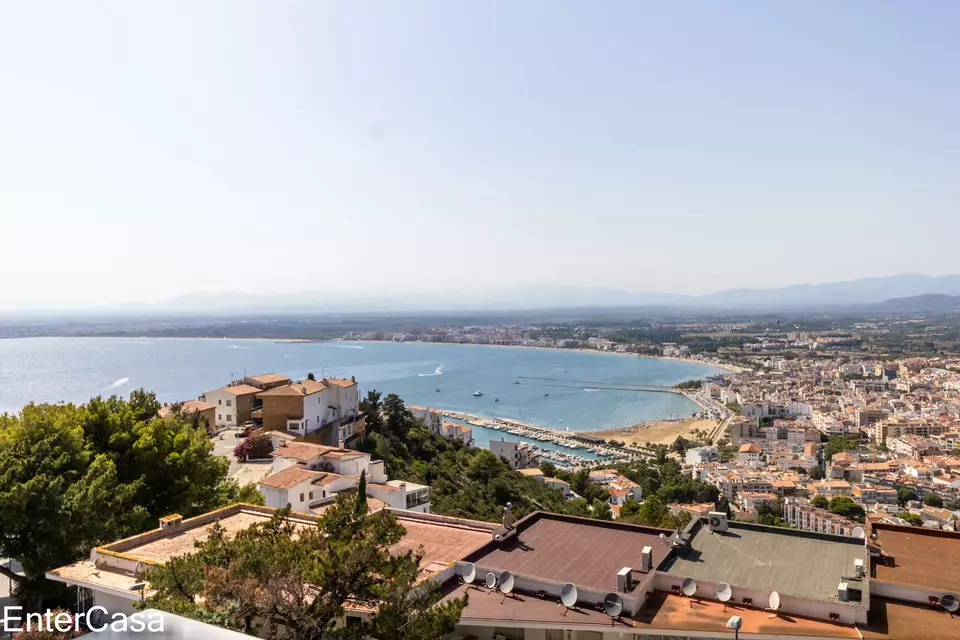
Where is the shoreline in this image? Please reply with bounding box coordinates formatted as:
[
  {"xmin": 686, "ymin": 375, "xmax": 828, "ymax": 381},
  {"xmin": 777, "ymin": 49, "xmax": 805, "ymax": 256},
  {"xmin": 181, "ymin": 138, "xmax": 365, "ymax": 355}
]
[{"xmin": 345, "ymin": 338, "xmax": 735, "ymax": 375}]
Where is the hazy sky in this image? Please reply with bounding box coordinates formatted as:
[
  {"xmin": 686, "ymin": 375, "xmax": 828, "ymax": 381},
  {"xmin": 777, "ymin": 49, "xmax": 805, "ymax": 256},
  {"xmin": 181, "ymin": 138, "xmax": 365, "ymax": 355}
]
[{"xmin": 2, "ymin": 2, "xmax": 958, "ymax": 310}]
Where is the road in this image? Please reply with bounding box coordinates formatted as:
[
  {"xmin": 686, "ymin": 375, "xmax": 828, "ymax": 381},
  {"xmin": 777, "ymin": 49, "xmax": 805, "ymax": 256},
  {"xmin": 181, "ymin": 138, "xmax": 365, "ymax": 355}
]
[{"xmin": 210, "ymin": 429, "xmax": 272, "ymax": 487}]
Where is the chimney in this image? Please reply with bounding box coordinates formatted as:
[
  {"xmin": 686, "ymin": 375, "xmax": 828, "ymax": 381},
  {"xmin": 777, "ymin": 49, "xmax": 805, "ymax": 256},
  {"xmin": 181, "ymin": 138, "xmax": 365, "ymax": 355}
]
[
  {"xmin": 641, "ymin": 546, "xmax": 653, "ymax": 572},
  {"xmin": 301, "ymin": 386, "xmax": 307, "ymax": 395},
  {"xmin": 159, "ymin": 514, "xmax": 183, "ymax": 530},
  {"xmin": 502, "ymin": 502, "xmax": 514, "ymax": 529},
  {"xmin": 351, "ymin": 375, "xmax": 356, "ymax": 383}
]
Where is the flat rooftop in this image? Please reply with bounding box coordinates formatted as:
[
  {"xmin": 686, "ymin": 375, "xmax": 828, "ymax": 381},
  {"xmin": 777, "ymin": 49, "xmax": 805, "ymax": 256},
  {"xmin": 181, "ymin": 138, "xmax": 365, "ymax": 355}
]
[
  {"xmin": 872, "ymin": 523, "xmax": 960, "ymax": 593},
  {"xmin": 463, "ymin": 512, "xmax": 673, "ymax": 594},
  {"xmin": 390, "ymin": 513, "xmax": 494, "ymax": 576},
  {"xmin": 49, "ymin": 505, "xmax": 498, "ymax": 595},
  {"xmin": 661, "ymin": 520, "xmax": 865, "ymax": 601}
]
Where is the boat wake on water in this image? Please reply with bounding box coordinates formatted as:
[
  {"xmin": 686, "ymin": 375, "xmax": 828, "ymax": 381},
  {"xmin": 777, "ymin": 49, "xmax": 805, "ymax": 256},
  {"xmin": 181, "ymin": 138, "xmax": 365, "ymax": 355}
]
[
  {"xmin": 419, "ymin": 364, "xmax": 444, "ymax": 377},
  {"xmin": 105, "ymin": 377, "xmax": 130, "ymax": 390}
]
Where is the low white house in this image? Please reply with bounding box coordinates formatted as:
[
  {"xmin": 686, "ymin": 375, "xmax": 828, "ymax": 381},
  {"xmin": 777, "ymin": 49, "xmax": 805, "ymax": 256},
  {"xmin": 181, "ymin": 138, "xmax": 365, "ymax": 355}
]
[{"xmin": 257, "ymin": 441, "xmax": 430, "ymax": 514}]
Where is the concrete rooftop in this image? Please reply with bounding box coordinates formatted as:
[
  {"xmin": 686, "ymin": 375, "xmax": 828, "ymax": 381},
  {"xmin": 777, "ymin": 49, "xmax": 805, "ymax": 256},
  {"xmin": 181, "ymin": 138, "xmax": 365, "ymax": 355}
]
[{"xmin": 661, "ymin": 520, "xmax": 866, "ymax": 601}]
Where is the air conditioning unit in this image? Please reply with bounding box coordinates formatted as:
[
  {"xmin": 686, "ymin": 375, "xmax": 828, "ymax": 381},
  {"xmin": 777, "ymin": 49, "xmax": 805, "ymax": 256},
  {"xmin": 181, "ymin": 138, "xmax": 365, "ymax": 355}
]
[
  {"xmin": 641, "ymin": 544, "xmax": 653, "ymax": 571},
  {"xmin": 854, "ymin": 558, "xmax": 865, "ymax": 578},
  {"xmin": 618, "ymin": 566, "xmax": 634, "ymax": 591},
  {"xmin": 708, "ymin": 511, "xmax": 729, "ymax": 533},
  {"xmin": 838, "ymin": 582, "xmax": 849, "ymax": 602}
]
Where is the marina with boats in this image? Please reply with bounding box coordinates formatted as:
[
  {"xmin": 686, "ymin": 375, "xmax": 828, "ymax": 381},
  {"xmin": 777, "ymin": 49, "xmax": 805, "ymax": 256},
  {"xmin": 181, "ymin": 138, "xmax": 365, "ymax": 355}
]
[{"xmin": 442, "ymin": 409, "xmax": 634, "ymax": 468}]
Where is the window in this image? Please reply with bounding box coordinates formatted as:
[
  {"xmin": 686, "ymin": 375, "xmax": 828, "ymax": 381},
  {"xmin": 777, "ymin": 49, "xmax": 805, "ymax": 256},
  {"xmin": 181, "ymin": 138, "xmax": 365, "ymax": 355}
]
[
  {"xmin": 299, "ymin": 493, "xmax": 304, "ymax": 502},
  {"xmin": 218, "ymin": 399, "xmax": 222, "ymax": 405},
  {"xmin": 218, "ymin": 414, "xmax": 222, "ymax": 420},
  {"xmin": 226, "ymin": 399, "xmax": 232, "ymax": 407},
  {"xmin": 309, "ymin": 491, "xmax": 313, "ymax": 500}
]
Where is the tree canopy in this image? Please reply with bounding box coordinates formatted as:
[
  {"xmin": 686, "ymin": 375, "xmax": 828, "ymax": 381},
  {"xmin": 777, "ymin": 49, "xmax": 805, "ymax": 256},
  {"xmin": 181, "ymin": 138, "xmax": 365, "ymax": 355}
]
[
  {"xmin": 145, "ymin": 494, "xmax": 465, "ymax": 640},
  {"xmin": 0, "ymin": 391, "xmax": 254, "ymax": 610}
]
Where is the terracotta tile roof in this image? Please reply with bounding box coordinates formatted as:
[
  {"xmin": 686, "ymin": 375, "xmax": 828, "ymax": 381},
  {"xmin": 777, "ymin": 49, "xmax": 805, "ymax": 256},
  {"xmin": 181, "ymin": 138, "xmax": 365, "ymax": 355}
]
[
  {"xmin": 325, "ymin": 378, "xmax": 357, "ymax": 388},
  {"xmin": 258, "ymin": 466, "xmax": 324, "ymax": 490},
  {"xmin": 271, "ymin": 442, "xmax": 329, "ymax": 462},
  {"xmin": 220, "ymin": 384, "xmax": 262, "ymax": 396},
  {"xmin": 246, "ymin": 373, "xmax": 291, "ymax": 385},
  {"xmin": 181, "ymin": 399, "xmax": 215, "ymax": 413},
  {"xmin": 369, "ymin": 482, "xmax": 400, "ymax": 492},
  {"xmin": 258, "ymin": 379, "xmax": 328, "ymax": 397}
]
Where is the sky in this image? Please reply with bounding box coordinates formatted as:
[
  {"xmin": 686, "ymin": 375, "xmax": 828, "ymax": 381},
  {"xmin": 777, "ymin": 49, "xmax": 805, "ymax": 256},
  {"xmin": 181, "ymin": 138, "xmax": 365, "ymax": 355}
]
[{"xmin": 1, "ymin": 2, "xmax": 958, "ymax": 310}]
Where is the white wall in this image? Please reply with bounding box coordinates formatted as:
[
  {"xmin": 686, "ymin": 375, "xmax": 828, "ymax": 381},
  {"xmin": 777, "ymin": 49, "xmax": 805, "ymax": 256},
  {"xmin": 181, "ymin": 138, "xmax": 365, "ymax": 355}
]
[
  {"xmin": 93, "ymin": 591, "xmax": 138, "ymax": 616},
  {"xmin": 260, "ymin": 486, "xmax": 288, "ymax": 509},
  {"xmin": 204, "ymin": 389, "xmax": 238, "ymax": 428}
]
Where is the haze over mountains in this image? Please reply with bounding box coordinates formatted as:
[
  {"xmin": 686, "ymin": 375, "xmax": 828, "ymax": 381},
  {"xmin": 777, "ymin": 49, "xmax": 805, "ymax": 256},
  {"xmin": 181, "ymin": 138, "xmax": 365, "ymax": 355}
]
[{"xmin": 143, "ymin": 274, "xmax": 960, "ymax": 314}]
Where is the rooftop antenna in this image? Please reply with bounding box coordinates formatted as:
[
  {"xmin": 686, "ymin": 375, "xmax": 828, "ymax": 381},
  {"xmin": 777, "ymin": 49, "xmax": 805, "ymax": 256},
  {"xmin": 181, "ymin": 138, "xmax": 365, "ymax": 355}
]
[
  {"xmin": 767, "ymin": 591, "xmax": 781, "ymax": 619},
  {"xmin": 716, "ymin": 582, "xmax": 733, "ymax": 612},
  {"xmin": 682, "ymin": 578, "xmax": 698, "ymax": 607},
  {"xmin": 940, "ymin": 593, "xmax": 960, "ymax": 617},
  {"xmin": 459, "ymin": 562, "xmax": 477, "ymax": 590},
  {"xmin": 603, "ymin": 592, "xmax": 623, "ymax": 625},
  {"xmin": 498, "ymin": 571, "xmax": 516, "ymax": 603},
  {"xmin": 484, "ymin": 572, "xmax": 498, "ymax": 590},
  {"xmin": 559, "ymin": 583, "xmax": 578, "ymax": 616}
]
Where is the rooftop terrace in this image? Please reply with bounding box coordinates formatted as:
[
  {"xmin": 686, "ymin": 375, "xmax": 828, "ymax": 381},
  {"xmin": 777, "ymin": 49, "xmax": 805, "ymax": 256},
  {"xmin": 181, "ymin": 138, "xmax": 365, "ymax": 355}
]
[
  {"xmin": 872, "ymin": 522, "xmax": 960, "ymax": 593},
  {"xmin": 661, "ymin": 520, "xmax": 866, "ymax": 601},
  {"xmin": 463, "ymin": 512, "xmax": 673, "ymax": 594}
]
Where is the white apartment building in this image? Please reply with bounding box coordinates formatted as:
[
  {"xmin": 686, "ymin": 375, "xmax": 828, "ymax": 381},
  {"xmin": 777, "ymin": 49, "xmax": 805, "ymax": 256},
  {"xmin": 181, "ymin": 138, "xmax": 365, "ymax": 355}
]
[
  {"xmin": 783, "ymin": 498, "xmax": 858, "ymax": 536},
  {"xmin": 258, "ymin": 440, "xmax": 430, "ymax": 514},
  {"xmin": 202, "ymin": 383, "xmax": 261, "ymax": 428},
  {"xmin": 489, "ymin": 439, "xmax": 540, "ymax": 469},
  {"xmin": 408, "ymin": 405, "xmax": 444, "ymax": 434}
]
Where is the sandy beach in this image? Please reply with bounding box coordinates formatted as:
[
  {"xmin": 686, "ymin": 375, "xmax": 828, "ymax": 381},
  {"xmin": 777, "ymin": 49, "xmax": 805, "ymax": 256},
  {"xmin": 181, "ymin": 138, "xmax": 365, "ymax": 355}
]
[{"xmin": 585, "ymin": 418, "xmax": 719, "ymax": 447}]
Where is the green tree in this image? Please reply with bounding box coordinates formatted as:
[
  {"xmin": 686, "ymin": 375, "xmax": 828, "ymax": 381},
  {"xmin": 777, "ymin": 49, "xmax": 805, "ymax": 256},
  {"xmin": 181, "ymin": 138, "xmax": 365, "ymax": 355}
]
[
  {"xmin": 810, "ymin": 495, "xmax": 829, "ymax": 509},
  {"xmin": 824, "ymin": 435, "xmax": 858, "ymax": 463},
  {"xmin": 356, "ymin": 471, "xmax": 368, "ymax": 516},
  {"xmin": 896, "ymin": 486, "xmax": 919, "ymax": 506},
  {"xmin": 145, "ymin": 495, "xmax": 465, "ymax": 639},
  {"xmin": 808, "ymin": 465, "xmax": 825, "ymax": 480},
  {"xmin": 829, "ymin": 496, "xmax": 865, "ymax": 522},
  {"xmin": 360, "ymin": 390, "xmax": 384, "ymax": 434},
  {"xmin": 923, "ymin": 493, "xmax": 944, "ymax": 508},
  {"xmin": 566, "ymin": 498, "xmax": 592, "ymax": 518},
  {"xmin": 0, "ymin": 404, "xmax": 144, "ymax": 609},
  {"xmin": 591, "ymin": 498, "xmax": 613, "ymax": 521},
  {"xmin": 896, "ymin": 512, "xmax": 923, "ymax": 526},
  {"xmin": 307, "ymin": 372, "xmax": 316, "ymax": 381}
]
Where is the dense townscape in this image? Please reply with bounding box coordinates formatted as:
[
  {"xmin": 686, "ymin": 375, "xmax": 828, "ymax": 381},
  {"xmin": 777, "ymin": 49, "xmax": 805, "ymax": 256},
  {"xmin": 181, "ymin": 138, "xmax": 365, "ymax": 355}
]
[{"xmin": 4, "ymin": 312, "xmax": 960, "ymax": 639}]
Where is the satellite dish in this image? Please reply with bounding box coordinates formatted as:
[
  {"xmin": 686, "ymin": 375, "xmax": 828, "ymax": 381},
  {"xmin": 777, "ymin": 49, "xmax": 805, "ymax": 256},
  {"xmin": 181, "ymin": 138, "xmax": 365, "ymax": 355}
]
[
  {"xmin": 499, "ymin": 571, "xmax": 515, "ymax": 594},
  {"xmin": 461, "ymin": 562, "xmax": 476, "ymax": 585},
  {"xmin": 716, "ymin": 582, "xmax": 733, "ymax": 602},
  {"xmin": 485, "ymin": 572, "xmax": 498, "ymax": 589},
  {"xmin": 851, "ymin": 526, "xmax": 865, "ymax": 539},
  {"xmin": 681, "ymin": 578, "xmax": 698, "ymax": 597},
  {"xmin": 941, "ymin": 593, "xmax": 960, "ymax": 613},
  {"xmin": 769, "ymin": 591, "xmax": 781, "ymax": 610},
  {"xmin": 603, "ymin": 592, "xmax": 624, "ymax": 617},
  {"xmin": 560, "ymin": 583, "xmax": 578, "ymax": 608}
]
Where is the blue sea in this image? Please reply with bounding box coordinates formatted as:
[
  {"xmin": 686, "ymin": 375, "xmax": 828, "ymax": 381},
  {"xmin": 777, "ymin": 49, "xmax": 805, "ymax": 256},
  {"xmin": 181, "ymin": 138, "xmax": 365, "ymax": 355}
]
[{"xmin": 0, "ymin": 338, "xmax": 721, "ymax": 455}]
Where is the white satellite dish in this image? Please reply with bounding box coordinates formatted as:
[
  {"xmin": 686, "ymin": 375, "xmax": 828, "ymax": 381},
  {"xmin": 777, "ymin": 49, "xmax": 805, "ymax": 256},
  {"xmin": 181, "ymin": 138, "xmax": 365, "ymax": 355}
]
[
  {"xmin": 485, "ymin": 572, "xmax": 498, "ymax": 589},
  {"xmin": 603, "ymin": 592, "xmax": 623, "ymax": 618},
  {"xmin": 851, "ymin": 526, "xmax": 865, "ymax": 539},
  {"xmin": 682, "ymin": 577, "xmax": 698, "ymax": 597},
  {"xmin": 499, "ymin": 571, "xmax": 515, "ymax": 594},
  {"xmin": 941, "ymin": 593, "xmax": 960, "ymax": 613},
  {"xmin": 717, "ymin": 582, "xmax": 733, "ymax": 602},
  {"xmin": 560, "ymin": 583, "xmax": 578, "ymax": 608},
  {"xmin": 769, "ymin": 591, "xmax": 781, "ymax": 611},
  {"xmin": 461, "ymin": 562, "xmax": 476, "ymax": 585}
]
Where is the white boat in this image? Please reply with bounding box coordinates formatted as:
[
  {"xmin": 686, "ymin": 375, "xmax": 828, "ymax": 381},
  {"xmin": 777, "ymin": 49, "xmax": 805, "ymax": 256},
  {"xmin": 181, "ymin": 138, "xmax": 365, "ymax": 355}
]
[{"xmin": 473, "ymin": 390, "xmax": 484, "ymax": 397}]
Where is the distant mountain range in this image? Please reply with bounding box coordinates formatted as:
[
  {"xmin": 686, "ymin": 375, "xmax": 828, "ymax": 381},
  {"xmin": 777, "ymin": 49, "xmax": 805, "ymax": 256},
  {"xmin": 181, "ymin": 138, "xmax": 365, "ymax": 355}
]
[
  {"xmin": 144, "ymin": 273, "xmax": 960, "ymax": 314},
  {"xmin": 872, "ymin": 293, "xmax": 960, "ymax": 313}
]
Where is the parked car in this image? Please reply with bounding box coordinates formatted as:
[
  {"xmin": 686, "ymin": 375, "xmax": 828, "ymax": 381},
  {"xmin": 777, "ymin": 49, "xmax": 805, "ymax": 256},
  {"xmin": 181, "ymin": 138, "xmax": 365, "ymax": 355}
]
[{"xmin": 234, "ymin": 426, "xmax": 253, "ymax": 439}]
